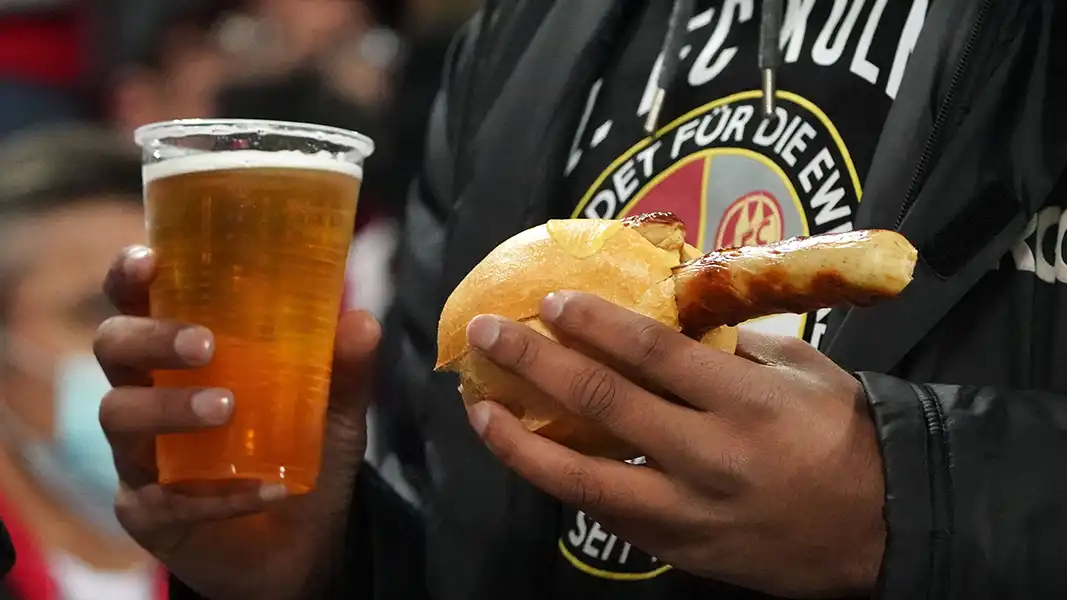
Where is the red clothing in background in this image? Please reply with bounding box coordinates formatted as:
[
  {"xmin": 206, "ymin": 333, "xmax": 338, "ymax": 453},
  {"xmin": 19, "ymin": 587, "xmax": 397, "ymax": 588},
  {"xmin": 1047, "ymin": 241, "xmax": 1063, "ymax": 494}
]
[
  {"xmin": 0, "ymin": 10, "xmax": 85, "ymax": 88},
  {"xmin": 0, "ymin": 495, "xmax": 168, "ymax": 600}
]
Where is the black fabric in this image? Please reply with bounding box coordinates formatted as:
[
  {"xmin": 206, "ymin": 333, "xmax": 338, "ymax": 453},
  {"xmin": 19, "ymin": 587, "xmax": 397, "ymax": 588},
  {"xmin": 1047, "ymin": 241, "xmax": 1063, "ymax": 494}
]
[
  {"xmin": 822, "ymin": 0, "xmax": 1063, "ymax": 374},
  {"xmin": 440, "ymin": 0, "xmax": 622, "ymax": 290},
  {"xmin": 0, "ymin": 518, "xmax": 13, "ymax": 582},
  {"xmin": 168, "ymin": 0, "xmax": 1067, "ymax": 599},
  {"xmin": 831, "ymin": 1, "xmax": 1067, "ymax": 597},
  {"xmin": 860, "ymin": 373, "xmax": 1067, "ymax": 599},
  {"xmin": 336, "ymin": 467, "xmax": 428, "ymax": 600},
  {"xmin": 919, "ymin": 180, "xmax": 1018, "ymax": 279},
  {"xmin": 429, "ymin": 5, "xmax": 630, "ymax": 599},
  {"xmin": 377, "ymin": 26, "xmax": 463, "ymax": 214}
]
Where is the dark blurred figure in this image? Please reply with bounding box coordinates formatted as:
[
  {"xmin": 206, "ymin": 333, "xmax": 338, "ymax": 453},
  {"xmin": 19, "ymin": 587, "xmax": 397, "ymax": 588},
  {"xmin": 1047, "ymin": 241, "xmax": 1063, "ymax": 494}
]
[
  {"xmin": 0, "ymin": 519, "xmax": 12, "ymax": 582},
  {"xmin": 380, "ymin": 0, "xmax": 479, "ymax": 209},
  {"xmin": 214, "ymin": 0, "xmax": 395, "ymax": 219},
  {"xmin": 97, "ymin": 0, "xmax": 235, "ymax": 139},
  {"xmin": 0, "ymin": 125, "xmax": 166, "ymax": 600},
  {"xmin": 0, "ymin": 1, "xmax": 87, "ymax": 137}
]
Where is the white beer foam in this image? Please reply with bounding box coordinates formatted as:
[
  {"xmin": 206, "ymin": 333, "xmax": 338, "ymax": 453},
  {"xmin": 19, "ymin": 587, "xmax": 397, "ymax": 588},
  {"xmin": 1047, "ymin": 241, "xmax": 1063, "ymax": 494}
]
[{"xmin": 143, "ymin": 150, "xmax": 363, "ymax": 184}]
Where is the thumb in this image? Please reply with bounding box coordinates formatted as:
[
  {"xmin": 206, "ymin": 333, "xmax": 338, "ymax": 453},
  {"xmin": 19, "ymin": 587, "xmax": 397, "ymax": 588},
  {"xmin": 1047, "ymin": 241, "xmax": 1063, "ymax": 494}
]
[
  {"xmin": 283, "ymin": 311, "xmax": 379, "ymax": 522},
  {"xmin": 326, "ymin": 310, "xmax": 382, "ymax": 430}
]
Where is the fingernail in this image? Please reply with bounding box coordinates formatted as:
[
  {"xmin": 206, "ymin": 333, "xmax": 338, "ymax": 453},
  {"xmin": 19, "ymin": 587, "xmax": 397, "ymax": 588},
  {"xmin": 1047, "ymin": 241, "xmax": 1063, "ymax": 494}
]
[
  {"xmin": 468, "ymin": 402, "xmax": 491, "ymax": 437},
  {"xmin": 259, "ymin": 484, "xmax": 289, "ymax": 503},
  {"xmin": 123, "ymin": 246, "xmax": 151, "ymax": 278},
  {"xmin": 467, "ymin": 315, "xmax": 501, "ymax": 351},
  {"xmin": 541, "ymin": 292, "xmax": 568, "ymax": 322},
  {"xmin": 174, "ymin": 326, "xmax": 214, "ymax": 366},
  {"xmin": 191, "ymin": 388, "xmax": 233, "ymax": 425}
]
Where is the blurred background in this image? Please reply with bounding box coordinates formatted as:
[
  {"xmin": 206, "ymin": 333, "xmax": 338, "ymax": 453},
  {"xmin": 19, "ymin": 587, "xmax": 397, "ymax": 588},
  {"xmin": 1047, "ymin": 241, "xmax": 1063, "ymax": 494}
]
[{"xmin": 0, "ymin": 1, "xmax": 477, "ymax": 598}]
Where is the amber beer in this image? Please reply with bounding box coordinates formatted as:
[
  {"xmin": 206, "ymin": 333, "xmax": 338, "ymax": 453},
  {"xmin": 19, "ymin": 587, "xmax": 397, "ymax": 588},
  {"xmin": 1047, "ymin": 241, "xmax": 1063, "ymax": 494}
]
[{"xmin": 136, "ymin": 121, "xmax": 373, "ymax": 494}]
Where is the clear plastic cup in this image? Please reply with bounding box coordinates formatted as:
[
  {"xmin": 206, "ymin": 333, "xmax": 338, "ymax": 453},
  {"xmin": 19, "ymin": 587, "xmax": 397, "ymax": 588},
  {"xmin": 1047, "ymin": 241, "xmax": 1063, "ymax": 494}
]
[{"xmin": 135, "ymin": 119, "xmax": 374, "ymax": 494}]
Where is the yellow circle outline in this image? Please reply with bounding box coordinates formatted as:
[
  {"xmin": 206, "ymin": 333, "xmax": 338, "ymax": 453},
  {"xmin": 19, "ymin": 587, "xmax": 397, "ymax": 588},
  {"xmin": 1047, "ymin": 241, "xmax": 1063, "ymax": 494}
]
[
  {"xmin": 570, "ymin": 90, "xmax": 861, "ymax": 340},
  {"xmin": 570, "ymin": 90, "xmax": 863, "ymax": 219},
  {"xmin": 557, "ymin": 538, "xmax": 674, "ymax": 581}
]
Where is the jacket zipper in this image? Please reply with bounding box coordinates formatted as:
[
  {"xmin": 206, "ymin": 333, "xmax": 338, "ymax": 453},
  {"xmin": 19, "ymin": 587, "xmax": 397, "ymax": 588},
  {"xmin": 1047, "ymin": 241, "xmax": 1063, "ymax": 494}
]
[
  {"xmin": 917, "ymin": 384, "xmax": 954, "ymax": 599},
  {"xmin": 894, "ymin": 0, "xmax": 995, "ymax": 230}
]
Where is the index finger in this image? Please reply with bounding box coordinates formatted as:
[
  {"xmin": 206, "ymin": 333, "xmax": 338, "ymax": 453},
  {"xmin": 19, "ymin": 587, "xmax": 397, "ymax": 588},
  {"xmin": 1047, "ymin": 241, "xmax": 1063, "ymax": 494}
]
[
  {"xmin": 467, "ymin": 314, "xmax": 703, "ymax": 463},
  {"xmin": 103, "ymin": 245, "xmax": 156, "ymax": 316},
  {"xmin": 539, "ymin": 291, "xmax": 760, "ymax": 412}
]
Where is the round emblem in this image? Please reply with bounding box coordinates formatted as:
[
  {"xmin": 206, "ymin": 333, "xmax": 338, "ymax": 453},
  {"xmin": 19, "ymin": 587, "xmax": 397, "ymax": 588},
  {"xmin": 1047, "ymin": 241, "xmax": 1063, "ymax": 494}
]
[
  {"xmin": 715, "ymin": 191, "xmax": 785, "ymax": 248},
  {"xmin": 571, "ymin": 91, "xmax": 864, "ymax": 350}
]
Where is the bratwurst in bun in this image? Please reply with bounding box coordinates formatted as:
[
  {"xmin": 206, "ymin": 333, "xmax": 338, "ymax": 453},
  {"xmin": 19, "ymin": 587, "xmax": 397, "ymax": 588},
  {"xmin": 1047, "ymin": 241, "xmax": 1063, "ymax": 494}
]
[{"xmin": 436, "ymin": 212, "xmax": 917, "ymax": 459}]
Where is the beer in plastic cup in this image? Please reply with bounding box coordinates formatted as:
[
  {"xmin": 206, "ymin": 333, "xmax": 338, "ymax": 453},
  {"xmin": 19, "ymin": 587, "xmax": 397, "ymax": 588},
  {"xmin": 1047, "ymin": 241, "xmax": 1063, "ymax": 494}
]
[{"xmin": 134, "ymin": 119, "xmax": 374, "ymax": 494}]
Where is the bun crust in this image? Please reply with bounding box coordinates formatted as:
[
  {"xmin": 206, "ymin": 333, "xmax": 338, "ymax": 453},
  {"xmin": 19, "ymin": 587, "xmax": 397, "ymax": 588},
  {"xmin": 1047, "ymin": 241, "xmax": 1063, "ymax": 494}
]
[
  {"xmin": 437, "ymin": 219, "xmax": 683, "ymax": 368},
  {"xmin": 437, "ymin": 218, "xmax": 737, "ymax": 459}
]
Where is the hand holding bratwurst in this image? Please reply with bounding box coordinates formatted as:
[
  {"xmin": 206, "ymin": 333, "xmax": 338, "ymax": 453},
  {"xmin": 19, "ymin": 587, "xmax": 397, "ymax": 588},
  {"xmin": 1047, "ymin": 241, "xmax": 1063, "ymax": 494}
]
[{"xmin": 436, "ymin": 212, "xmax": 917, "ymax": 459}]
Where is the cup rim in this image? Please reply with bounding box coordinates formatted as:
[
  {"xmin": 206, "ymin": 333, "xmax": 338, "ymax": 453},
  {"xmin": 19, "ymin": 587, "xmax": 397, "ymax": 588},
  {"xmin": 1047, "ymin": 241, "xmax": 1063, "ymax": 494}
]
[{"xmin": 133, "ymin": 118, "xmax": 375, "ymax": 158}]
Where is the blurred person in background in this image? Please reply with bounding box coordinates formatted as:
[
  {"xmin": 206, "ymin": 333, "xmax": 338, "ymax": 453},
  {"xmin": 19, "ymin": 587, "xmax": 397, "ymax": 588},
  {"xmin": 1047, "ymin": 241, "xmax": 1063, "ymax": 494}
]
[
  {"xmin": 100, "ymin": 0, "xmax": 235, "ymax": 140},
  {"xmin": 213, "ymin": 0, "xmax": 396, "ymax": 202},
  {"xmin": 0, "ymin": 1, "xmax": 87, "ymax": 137},
  {"xmin": 102, "ymin": 0, "xmax": 402, "ymax": 344},
  {"xmin": 217, "ymin": 0, "xmax": 377, "ymax": 83},
  {"xmin": 100, "ymin": 0, "xmax": 394, "ymax": 217},
  {"xmin": 213, "ymin": 0, "xmax": 406, "ymax": 318},
  {"xmin": 0, "ymin": 125, "xmax": 167, "ymax": 600}
]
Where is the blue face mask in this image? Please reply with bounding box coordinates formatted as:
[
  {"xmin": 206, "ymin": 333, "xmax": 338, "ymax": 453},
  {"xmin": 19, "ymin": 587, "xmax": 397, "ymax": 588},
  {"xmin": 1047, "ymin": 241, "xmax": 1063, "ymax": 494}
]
[
  {"xmin": 3, "ymin": 351, "xmax": 123, "ymax": 536},
  {"xmin": 51, "ymin": 354, "xmax": 121, "ymax": 502}
]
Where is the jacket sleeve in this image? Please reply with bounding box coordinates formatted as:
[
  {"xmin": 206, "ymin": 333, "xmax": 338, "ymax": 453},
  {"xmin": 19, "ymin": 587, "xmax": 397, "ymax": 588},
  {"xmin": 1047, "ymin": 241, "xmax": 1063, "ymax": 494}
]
[
  {"xmin": 859, "ymin": 373, "xmax": 1067, "ymax": 600},
  {"xmin": 325, "ymin": 467, "xmax": 430, "ymax": 600}
]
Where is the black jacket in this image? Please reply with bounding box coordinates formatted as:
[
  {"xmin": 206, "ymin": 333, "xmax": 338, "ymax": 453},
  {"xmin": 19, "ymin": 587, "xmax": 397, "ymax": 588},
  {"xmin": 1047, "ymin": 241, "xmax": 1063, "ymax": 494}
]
[{"xmin": 173, "ymin": 0, "xmax": 1067, "ymax": 598}]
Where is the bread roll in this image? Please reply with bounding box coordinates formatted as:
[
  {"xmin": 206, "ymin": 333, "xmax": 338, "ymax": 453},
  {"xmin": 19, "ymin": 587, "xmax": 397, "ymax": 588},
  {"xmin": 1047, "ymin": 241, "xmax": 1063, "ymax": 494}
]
[{"xmin": 436, "ymin": 216, "xmax": 737, "ymax": 459}]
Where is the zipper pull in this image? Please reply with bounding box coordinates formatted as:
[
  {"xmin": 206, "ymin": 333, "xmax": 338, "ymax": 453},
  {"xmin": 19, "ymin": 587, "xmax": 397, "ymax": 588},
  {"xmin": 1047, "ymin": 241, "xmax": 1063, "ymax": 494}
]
[
  {"xmin": 758, "ymin": 0, "xmax": 784, "ymax": 120},
  {"xmin": 760, "ymin": 69, "xmax": 777, "ymax": 120}
]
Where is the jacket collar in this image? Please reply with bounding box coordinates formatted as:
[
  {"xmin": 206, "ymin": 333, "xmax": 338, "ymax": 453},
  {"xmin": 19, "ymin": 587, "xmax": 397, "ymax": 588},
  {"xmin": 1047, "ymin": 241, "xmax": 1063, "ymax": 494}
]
[
  {"xmin": 429, "ymin": 3, "xmax": 628, "ymax": 600},
  {"xmin": 440, "ymin": 0, "xmax": 625, "ymax": 297}
]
